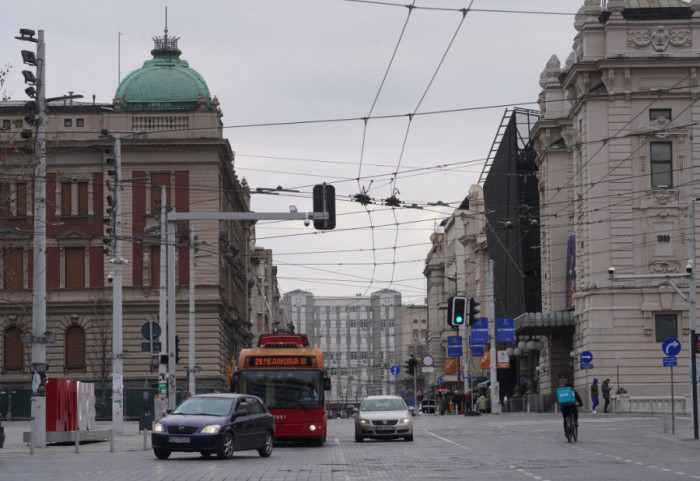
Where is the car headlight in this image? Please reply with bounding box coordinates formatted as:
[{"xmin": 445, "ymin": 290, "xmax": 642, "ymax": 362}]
[
  {"xmin": 399, "ymin": 418, "xmax": 411, "ymax": 424},
  {"xmin": 358, "ymin": 418, "xmax": 370, "ymax": 425},
  {"xmin": 154, "ymin": 422, "xmax": 165, "ymax": 433},
  {"xmin": 201, "ymin": 424, "xmax": 221, "ymax": 434}
]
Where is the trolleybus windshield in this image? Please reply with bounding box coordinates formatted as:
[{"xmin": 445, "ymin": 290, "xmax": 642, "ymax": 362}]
[{"xmin": 238, "ymin": 370, "xmax": 323, "ymax": 410}]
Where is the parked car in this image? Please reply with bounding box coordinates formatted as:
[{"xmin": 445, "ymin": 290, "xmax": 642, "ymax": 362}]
[
  {"xmin": 354, "ymin": 395, "xmax": 413, "ymax": 442},
  {"xmin": 152, "ymin": 393, "xmax": 274, "ymax": 459},
  {"xmin": 420, "ymin": 399, "xmax": 437, "ymax": 414},
  {"xmin": 0, "ymin": 412, "xmax": 5, "ymax": 448}
]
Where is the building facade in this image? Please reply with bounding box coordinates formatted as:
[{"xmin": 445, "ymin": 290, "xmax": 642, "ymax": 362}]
[
  {"xmin": 0, "ymin": 28, "xmax": 261, "ymax": 401},
  {"xmin": 531, "ymin": 0, "xmax": 700, "ymax": 400}
]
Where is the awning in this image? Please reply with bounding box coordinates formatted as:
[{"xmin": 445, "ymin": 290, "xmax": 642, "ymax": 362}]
[{"xmin": 514, "ymin": 310, "xmax": 575, "ymax": 335}]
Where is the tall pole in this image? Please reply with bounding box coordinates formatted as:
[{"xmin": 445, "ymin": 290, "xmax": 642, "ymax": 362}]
[
  {"xmin": 188, "ymin": 226, "xmax": 196, "ymax": 396},
  {"xmin": 687, "ymin": 130, "xmax": 698, "ymax": 439},
  {"xmin": 157, "ymin": 188, "xmax": 168, "ymax": 418},
  {"xmin": 487, "ymin": 258, "xmax": 500, "ymax": 414},
  {"xmin": 167, "ymin": 218, "xmax": 177, "ymax": 409},
  {"xmin": 111, "ymin": 133, "xmax": 124, "ymax": 434},
  {"xmin": 30, "ymin": 29, "xmax": 47, "ymax": 448}
]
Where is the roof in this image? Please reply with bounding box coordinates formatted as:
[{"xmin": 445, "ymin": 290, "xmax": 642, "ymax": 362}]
[
  {"xmin": 514, "ymin": 311, "xmax": 575, "ymax": 335},
  {"xmin": 114, "ymin": 28, "xmax": 212, "ymax": 111},
  {"xmin": 625, "ymin": 0, "xmax": 688, "ymax": 7}
]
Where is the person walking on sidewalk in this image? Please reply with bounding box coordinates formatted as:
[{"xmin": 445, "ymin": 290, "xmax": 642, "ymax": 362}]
[
  {"xmin": 591, "ymin": 378, "xmax": 600, "ymax": 414},
  {"xmin": 601, "ymin": 378, "xmax": 612, "ymax": 413}
]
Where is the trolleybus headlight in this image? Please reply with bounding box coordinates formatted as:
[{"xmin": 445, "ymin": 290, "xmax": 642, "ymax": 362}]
[
  {"xmin": 308, "ymin": 424, "xmax": 317, "ymax": 432},
  {"xmin": 201, "ymin": 424, "xmax": 221, "ymax": 434},
  {"xmin": 154, "ymin": 422, "xmax": 165, "ymax": 432}
]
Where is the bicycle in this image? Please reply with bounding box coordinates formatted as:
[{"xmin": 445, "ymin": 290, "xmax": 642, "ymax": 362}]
[{"xmin": 564, "ymin": 411, "xmax": 578, "ymax": 443}]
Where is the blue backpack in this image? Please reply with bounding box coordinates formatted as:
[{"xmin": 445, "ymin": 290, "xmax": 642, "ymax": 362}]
[{"xmin": 557, "ymin": 387, "xmax": 575, "ymax": 406}]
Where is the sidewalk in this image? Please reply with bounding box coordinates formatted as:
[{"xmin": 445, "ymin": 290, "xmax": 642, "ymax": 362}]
[{"xmin": 0, "ymin": 420, "xmax": 151, "ymax": 457}]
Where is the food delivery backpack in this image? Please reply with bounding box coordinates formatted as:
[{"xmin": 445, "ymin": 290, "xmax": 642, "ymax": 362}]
[{"xmin": 557, "ymin": 387, "xmax": 575, "ymax": 406}]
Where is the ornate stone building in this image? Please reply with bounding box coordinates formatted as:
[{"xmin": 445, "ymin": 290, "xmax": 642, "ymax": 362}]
[{"xmin": 0, "ymin": 28, "xmax": 262, "ymax": 405}]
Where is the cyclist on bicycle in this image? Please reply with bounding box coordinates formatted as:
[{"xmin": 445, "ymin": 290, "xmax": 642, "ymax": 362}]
[{"xmin": 560, "ymin": 381, "xmax": 583, "ymax": 429}]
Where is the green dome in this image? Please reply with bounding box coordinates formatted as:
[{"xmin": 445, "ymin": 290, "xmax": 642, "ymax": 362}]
[{"xmin": 115, "ymin": 30, "xmax": 212, "ymax": 111}]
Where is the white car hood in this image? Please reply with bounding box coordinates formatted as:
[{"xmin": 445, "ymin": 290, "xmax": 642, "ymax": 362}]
[{"xmin": 359, "ymin": 410, "xmax": 408, "ymax": 421}]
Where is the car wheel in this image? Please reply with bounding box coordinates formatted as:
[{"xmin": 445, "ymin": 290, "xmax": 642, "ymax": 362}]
[
  {"xmin": 217, "ymin": 432, "xmax": 235, "ymax": 459},
  {"xmin": 154, "ymin": 448, "xmax": 171, "ymax": 459},
  {"xmin": 200, "ymin": 452, "xmax": 211, "ymax": 458},
  {"xmin": 405, "ymin": 434, "xmax": 414, "ymax": 442},
  {"xmin": 258, "ymin": 431, "xmax": 274, "ymax": 458},
  {"xmin": 355, "ymin": 433, "xmax": 363, "ymax": 442}
]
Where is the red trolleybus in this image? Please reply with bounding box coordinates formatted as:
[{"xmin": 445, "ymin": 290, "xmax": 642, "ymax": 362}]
[{"xmin": 236, "ymin": 334, "xmax": 330, "ymax": 444}]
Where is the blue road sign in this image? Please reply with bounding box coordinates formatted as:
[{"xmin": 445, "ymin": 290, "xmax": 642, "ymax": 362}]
[
  {"xmin": 391, "ymin": 365, "xmax": 400, "ymax": 376},
  {"xmin": 663, "ymin": 356, "xmax": 677, "ymax": 367},
  {"xmin": 471, "ymin": 318, "xmax": 489, "ymax": 343},
  {"xmin": 580, "ymin": 351, "xmax": 593, "ymax": 363},
  {"xmin": 662, "ymin": 337, "xmax": 681, "ymax": 356},
  {"xmin": 580, "ymin": 362, "xmax": 593, "ymax": 370},
  {"xmin": 437, "ymin": 377, "xmax": 444, "ymax": 385},
  {"xmin": 469, "ymin": 343, "xmax": 484, "ymax": 357},
  {"xmin": 447, "ymin": 336, "xmax": 463, "ymax": 357},
  {"xmin": 496, "ymin": 318, "xmax": 515, "ymax": 343}
]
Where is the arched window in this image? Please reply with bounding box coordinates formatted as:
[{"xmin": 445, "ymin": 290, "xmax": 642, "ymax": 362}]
[
  {"xmin": 65, "ymin": 325, "xmax": 86, "ymax": 370},
  {"xmin": 3, "ymin": 326, "xmax": 24, "ymax": 370}
]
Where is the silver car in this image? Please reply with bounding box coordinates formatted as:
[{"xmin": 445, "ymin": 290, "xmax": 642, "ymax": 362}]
[{"xmin": 354, "ymin": 395, "xmax": 413, "ymax": 442}]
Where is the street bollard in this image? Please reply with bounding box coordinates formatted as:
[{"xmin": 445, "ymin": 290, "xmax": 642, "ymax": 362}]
[
  {"xmin": 29, "ymin": 429, "xmax": 34, "ymax": 456},
  {"xmin": 75, "ymin": 430, "xmax": 80, "ymax": 453},
  {"xmin": 143, "ymin": 429, "xmax": 148, "ymax": 451},
  {"xmin": 663, "ymin": 411, "xmax": 668, "ymax": 433},
  {"xmin": 110, "ymin": 429, "xmax": 114, "ymax": 452}
]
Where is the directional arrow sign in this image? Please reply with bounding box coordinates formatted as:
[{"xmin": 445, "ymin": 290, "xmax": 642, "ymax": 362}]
[
  {"xmin": 580, "ymin": 351, "xmax": 593, "ymax": 363},
  {"xmin": 662, "ymin": 337, "xmax": 681, "ymax": 356}
]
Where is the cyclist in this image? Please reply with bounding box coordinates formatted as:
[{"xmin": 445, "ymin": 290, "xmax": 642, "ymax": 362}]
[{"xmin": 560, "ymin": 381, "xmax": 583, "ymax": 433}]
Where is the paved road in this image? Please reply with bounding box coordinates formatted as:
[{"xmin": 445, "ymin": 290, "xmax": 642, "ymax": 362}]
[{"xmin": 0, "ymin": 412, "xmax": 697, "ymax": 480}]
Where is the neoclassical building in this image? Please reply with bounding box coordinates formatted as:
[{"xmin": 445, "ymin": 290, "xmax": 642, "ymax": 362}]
[
  {"xmin": 0, "ymin": 28, "xmax": 269, "ymax": 411},
  {"xmin": 532, "ymin": 0, "xmax": 700, "ymax": 400}
]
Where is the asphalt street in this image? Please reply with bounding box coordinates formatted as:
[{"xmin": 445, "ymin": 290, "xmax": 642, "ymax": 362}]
[{"xmin": 0, "ymin": 411, "xmax": 697, "ymax": 480}]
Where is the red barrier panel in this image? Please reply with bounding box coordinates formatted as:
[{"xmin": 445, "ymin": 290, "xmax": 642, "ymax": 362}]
[{"xmin": 46, "ymin": 378, "xmax": 77, "ymax": 432}]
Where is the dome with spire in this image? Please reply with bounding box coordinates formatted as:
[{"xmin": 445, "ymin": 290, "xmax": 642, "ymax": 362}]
[{"xmin": 114, "ymin": 27, "xmax": 212, "ymax": 111}]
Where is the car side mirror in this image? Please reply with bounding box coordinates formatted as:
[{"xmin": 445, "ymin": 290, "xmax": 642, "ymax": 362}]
[{"xmin": 166, "ymin": 409, "xmax": 173, "ymax": 414}]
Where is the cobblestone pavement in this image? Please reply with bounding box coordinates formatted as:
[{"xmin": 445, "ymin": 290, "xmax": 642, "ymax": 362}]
[{"xmin": 0, "ymin": 412, "xmax": 697, "ymax": 480}]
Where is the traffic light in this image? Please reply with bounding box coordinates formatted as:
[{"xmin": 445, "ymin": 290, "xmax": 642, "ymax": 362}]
[
  {"xmin": 404, "ymin": 359, "xmax": 414, "ymax": 376},
  {"xmin": 312, "ymin": 183, "xmax": 336, "ymax": 230},
  {"xmin": 468, "ymin": 298, "xmax": 481, "ymax": 325},
  {"xmin": 449, "ymin": 296, "xmax": 467, "ymax": 327}
]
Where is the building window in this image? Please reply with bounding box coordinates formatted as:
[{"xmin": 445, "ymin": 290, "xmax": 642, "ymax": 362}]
[
  {"xmin": 421, "ymin": 319, "xmax": 426, "ymax": 324},
  {"xmin": 350, "ymin": 352, "xmax": 357, "ymax": 360},
  {"xmin": 655, "ymin": 314, "xmax": 677, "ymax": 342},
  {"xmin": 1, "ymin": 182, "xmax": 28, "ymax": 217},
  {"xmin": 413, "ymin": 319, "xmax": 418, "ymax": 324},
  {"xmin": 61, "ymin": 181, "xmax": 88, "ymax": 216},
  {"xmin": 76, "ymin": 119, "xmax": 85, "ymax": 127},
  {"xmin": 64, "ymin": 119, "xmax": 72, "ymax": 127},
  {"xmin": 65, "ymin": 325, "xmax": 85, "ymax": 370},
  {"xmin": 3, "ymin": 248, "xmax": 24, "ymax": 289},
  {"xmin": 4, "ymin": 326, "xmax": 24, "ymax": 370},
  {"xmin": 389, "ymin": 319, "xmax": 394, "ymax": 327},
  {"xmin": 360, "ymin": 319, "xmax": 367, "ymax": 328},
  {"xmin": 650, "ymin": 109, "xmax": 671, "ymax": 121},
  {"xmin": 650, "ymin": 142, "xmax": 673, "ymax": 188},
  {"xmin": 13, "ymin": 119, "xmax": 23, "ymax": 128},
  {"xmin": 360, "ymin": 351, "xmax": 367, "ymax": 359},
  {"xmin": 150, "ymin": 245, "xmax": 161, "ymax": 286},
  {"xmin": 150, "ymin": 173, "xmax": 171, "ymax": 214},
  {"xmin": 2, "ymin": 119, "xmax": 10, "ymax": 130},
  {"xmin": 413, "ymin": 329, "xmax": 418, "ymax": 341},
  {"xmin": 349, "ymin": 319, "xmax": 356, "ymax": 328},
  {"xmin": 64, "ymin": 247, "xmax": 86, "ymax": 288}
]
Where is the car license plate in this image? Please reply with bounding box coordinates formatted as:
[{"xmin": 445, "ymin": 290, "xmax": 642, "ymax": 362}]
[
  {"xmin": 375, "ymin": 425, "xmax": 393, "ymax": 432},
  {"xmin": 168, "ymin": 436, "xmax": 190, "ymax": 444}
]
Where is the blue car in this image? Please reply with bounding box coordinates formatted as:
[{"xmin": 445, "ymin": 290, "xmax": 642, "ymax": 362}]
[{"xmin": 152, "ymin": 393, "xmax": 275, "ymax": 459}]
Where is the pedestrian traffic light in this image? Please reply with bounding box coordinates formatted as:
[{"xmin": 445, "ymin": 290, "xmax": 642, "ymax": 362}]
[
  {"xmin": 449, "ymin": 296, "xmax": 467, "ymax": 327},
  {"xmin": 468, "ymin": 298, "xmax": 481, "ymax": 326}
]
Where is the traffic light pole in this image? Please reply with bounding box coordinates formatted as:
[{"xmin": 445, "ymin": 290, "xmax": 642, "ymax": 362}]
[
  {"xmin": 487, "ymin": 259, "xmax": 500, "ymax": 414},
  {"xmin": 111, "ymin": 133, "xmax": 125, "ymax": 434}
]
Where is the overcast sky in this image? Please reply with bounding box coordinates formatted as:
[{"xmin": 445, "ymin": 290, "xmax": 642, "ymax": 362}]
[{"xmin": 1, "ymin": 0, "xmax": 583, "ymax": 304}]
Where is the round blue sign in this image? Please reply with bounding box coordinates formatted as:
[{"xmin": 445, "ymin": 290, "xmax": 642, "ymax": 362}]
[
  {"xmin": 580, "ymin": 351, "xmax": 593, "ymax": 363},
  {"xmin": 436, "ymin": 377, "xmax": 444, "ymax": 385},
  {"xmin": 662, "ymin": 337, "xmax": 681, "ymax": 356},
  {"xmin": 390, "ymin": 365, "xmax": 400, "ymax": 376}
]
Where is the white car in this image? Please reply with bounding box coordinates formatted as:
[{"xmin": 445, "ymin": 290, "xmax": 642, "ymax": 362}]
[{"xmin": 354, "ymin": 395, "xmax": 413, "ymax": 442}]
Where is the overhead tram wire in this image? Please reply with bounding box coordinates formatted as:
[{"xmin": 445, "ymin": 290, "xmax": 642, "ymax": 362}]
[{"xmin": 343, "ymin": 0, "xmax": 577, "ymax": 17}]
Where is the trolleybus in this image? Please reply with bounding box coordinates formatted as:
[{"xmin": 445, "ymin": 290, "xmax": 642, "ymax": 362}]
[{"xmin": 236, "ymin": 334, "xmax": 330, "ymax": 444}]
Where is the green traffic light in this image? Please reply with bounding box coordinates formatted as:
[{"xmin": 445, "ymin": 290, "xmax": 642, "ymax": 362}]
[{"xmin": 455, "ymin": 316, "xmax": 464, "ymax": 324}]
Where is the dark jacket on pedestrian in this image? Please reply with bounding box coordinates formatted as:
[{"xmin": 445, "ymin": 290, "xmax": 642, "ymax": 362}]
[{"xmin": 601, "ymin": 379, "xmax": 611, "ymax": 399}]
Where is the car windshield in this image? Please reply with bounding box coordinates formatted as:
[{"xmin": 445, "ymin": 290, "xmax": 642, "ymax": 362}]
[
  {"xmin": 361, "ymin": 398, "xmax": 406, "ymax": 412},
  {"xmin": 173, "ymin": 397, "xmax": 234, "ymax": 416},
  {"xmin": 238, "ymin": 370, "xmax": 322, "ymax": 409}
]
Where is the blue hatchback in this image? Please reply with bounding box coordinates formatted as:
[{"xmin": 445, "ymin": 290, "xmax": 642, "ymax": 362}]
[{"xmin": 152, "ymin": 393, "xmax": 275, "ymax": 459}]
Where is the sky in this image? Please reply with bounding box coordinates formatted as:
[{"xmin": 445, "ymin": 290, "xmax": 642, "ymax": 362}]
[{"xmin": 0, "ymin": 0, "xmax": 583, "ymax": 305}]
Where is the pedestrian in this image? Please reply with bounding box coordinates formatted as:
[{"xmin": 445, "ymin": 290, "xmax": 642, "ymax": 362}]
[
  {"xmin": 463, "ymin": 390, "xmax": 472, "ymax": 413},
  {"xmin": 602, "ymin": 378, "xmax": 612, "ymax": 413},
  {"xmin": 591, "ymin": 378, "xmax": 600, "ymax": 413},
  {"xmin": 476, "ymin": 393, "xmax": 487, "ymax": 413}
]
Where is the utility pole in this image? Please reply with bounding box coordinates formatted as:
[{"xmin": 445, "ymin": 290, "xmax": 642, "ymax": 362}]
[
  {"xmin": 167, "ymin": 200, "xmax": 177, "ymax": 409},
  {"xmin": 686, "ymin": 131, "xmax": 699, "ymax": 440},
  {"xmin": 111, "ymin": 133, "xmax": 125, "ymax": 434},
  {"xmin": 188, "ymin": 226, "xmax": 197, "ymax": 395},
  {"xmin": 157, "ymin": 187, "xmax": 169, "ymax": 417},
  {"xmin": 487, "ymin": 258, "xmax": 500, "ymax": 414}
]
